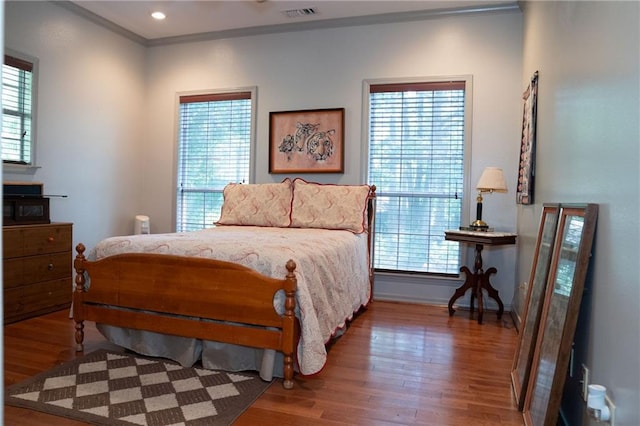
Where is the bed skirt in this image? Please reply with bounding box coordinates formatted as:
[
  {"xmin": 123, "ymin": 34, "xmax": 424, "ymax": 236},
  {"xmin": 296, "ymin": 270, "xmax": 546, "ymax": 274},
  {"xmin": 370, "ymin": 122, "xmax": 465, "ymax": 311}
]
[{"xmin": 97, "ymin": 324, "xmax": 285, "ymax": 381}]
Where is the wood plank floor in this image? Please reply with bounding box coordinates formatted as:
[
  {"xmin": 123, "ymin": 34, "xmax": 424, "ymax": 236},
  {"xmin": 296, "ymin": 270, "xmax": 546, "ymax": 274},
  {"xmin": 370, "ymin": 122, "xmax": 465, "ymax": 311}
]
[{"xmin": 4, "ymin": 301, "xmax": 524, "ymax": 425}]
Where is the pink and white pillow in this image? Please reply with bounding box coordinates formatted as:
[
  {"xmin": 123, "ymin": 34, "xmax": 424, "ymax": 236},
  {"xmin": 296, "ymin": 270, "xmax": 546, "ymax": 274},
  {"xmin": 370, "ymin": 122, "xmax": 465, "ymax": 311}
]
[
  {"xmin": 217, "ymin": 179, "xmax": 292, "ymax": 227},
  {"xmin": 290, "ymin": 178, "xmax": 370, "ymax": 233}
]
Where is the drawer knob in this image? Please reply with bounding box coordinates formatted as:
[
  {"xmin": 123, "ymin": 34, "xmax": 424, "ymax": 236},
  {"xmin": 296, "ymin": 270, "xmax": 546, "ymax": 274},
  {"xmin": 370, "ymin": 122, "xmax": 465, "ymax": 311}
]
[
  {"xmin": 47, "ymin": 236, "xmax": 55, "ymax": 243},
  {"xmin": 48, "ymin": 263, "xmax": 54, "ymax": 271}
]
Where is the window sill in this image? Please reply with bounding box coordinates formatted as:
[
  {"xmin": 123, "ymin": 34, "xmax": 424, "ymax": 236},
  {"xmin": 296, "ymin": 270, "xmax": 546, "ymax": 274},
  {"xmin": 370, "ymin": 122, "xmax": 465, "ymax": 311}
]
[
  {"xmin": 375, "ymin": 270, "xmax": 461, "ymax": 284},
  {"xmin": 3, "ymin": 163, "xmax": 41, "ymax": 174}
]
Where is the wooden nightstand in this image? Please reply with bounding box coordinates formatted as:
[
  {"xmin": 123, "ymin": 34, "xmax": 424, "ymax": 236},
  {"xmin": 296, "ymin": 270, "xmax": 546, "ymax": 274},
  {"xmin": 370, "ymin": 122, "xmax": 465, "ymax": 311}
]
[
  {"xmin": 3, "ymin": 222, "xmax": 73, "ymax": 324},
  {"xmin": 445, "ymin": 229, "xmax": 517, "ymax": 324}
]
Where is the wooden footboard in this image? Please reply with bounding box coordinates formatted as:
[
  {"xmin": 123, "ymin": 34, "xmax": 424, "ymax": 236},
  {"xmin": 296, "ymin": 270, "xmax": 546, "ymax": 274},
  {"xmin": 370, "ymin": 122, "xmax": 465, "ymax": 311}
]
[{"xmin": 73, "ymin": 244, "xmax": 298, "ymax": 389}]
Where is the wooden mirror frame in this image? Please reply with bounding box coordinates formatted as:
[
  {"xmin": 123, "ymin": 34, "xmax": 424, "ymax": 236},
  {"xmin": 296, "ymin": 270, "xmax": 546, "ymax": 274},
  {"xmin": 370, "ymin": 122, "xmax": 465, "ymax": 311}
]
[
  {"xmin": 511, "ymin": 204, "xmax": 560, "ymax": 410},
  {"xmin": 523, "ymin": 204, "xmax": 598, "ymax": 426}
]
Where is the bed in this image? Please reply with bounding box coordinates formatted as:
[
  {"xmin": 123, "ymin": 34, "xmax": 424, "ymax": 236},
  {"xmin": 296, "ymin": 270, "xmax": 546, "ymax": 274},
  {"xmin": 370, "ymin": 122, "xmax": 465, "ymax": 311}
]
[{"xmin": 73, "ymin": 179, "xmax": 376, "ymax": 389}]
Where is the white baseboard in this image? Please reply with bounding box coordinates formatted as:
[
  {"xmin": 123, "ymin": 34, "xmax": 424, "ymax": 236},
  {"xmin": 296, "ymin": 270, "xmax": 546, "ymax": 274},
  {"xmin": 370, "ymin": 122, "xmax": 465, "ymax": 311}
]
[{"xmin": 372, "ymin": 272, "xmax": 513, "ymax": 312}]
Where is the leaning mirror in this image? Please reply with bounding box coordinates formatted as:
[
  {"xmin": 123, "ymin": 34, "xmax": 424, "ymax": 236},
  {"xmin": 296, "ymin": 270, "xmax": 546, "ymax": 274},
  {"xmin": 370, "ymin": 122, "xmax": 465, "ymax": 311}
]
[
  {"xmin": 511, "ymin": 204, "xmax": 560, "ymax": 410},
  {"xmin": 523, "ymin": 204, "xmax": 598, "ymax": 426}
]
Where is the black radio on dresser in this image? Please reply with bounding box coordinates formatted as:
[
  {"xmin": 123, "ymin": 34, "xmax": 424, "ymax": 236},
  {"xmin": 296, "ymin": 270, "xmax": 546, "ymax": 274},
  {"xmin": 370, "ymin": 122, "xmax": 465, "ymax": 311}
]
[{"xmin": 3, "ymin": 182, "xmax": 50, "ymax": 225}]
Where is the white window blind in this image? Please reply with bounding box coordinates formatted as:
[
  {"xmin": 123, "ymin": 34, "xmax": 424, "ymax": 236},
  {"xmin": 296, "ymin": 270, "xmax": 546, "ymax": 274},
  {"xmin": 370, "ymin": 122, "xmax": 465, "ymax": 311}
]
[
  {"xmin": 177, "ymin": 91, "xmax": 252, "ymax": 231},
  {"xmin": 368, "ymin": 81, "xmax": 466, "ymax": 275},
  {"xmin": 2, "ymin": 55, "xmax": 34, "ymax": 165}
]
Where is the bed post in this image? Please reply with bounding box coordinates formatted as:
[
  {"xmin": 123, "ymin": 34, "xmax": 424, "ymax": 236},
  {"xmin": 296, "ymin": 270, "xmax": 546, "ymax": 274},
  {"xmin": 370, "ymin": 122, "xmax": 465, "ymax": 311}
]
[
  {"xmin": 282, "ymin": 259, "xmax": 297, "ymax": 389},
  {"xmin": 73, "ymin": 243, "xmax": 87, "ymax": 352},
  {"xmin": 367, "ymin": 185, "xmax": 377, "ymax": 302}
]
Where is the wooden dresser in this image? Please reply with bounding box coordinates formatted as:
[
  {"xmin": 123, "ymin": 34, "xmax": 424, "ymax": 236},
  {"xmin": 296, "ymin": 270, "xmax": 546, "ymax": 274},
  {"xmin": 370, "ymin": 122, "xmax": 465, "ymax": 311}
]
[{"xmin": 3, "ymin": 222, "xmax": 73, "ymax": 324}]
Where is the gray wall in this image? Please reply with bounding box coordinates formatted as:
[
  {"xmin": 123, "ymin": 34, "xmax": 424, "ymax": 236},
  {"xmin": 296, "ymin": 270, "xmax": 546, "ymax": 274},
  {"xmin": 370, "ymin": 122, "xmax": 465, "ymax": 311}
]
[
  {"xmin": 515, "ymin": 2, "xmax": 639, "ymax": 425},
  {"xmin": 142, "ymin": 10, "xmax": 523, "ymax": 309},
  {"xmin": 4, "ymin": 1, "xmax": 147, "ymax": 250}
]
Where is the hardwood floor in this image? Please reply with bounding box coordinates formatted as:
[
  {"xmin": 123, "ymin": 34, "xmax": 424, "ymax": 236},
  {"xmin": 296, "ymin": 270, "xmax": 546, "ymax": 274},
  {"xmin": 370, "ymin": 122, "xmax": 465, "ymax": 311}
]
[{"xmin": 4, "ymin": 301, "xmax": 524, "ymax": 425}]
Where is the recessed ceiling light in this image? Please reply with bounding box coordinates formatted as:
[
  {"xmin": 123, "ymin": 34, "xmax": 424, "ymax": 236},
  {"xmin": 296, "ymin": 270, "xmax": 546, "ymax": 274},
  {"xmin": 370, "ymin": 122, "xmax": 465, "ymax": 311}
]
[{"xmin": 151, "ymin": 11, "xmax": 166, "ymax": 20}]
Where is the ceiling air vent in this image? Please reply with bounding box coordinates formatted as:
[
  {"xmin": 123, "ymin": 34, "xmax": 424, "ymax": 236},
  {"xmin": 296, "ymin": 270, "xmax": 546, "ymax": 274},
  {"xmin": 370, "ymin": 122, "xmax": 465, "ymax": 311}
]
[{"xmin": 281, "ymin": 8, "xmax": 318, "ymax": 18}]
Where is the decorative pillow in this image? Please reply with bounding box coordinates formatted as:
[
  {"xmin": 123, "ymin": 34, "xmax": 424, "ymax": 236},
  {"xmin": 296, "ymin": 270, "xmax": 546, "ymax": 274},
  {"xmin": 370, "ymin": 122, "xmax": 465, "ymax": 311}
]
[
  {"xmin": 217, "ymin": 179, "xmax": 292, "ymax": 227},
  {"xmin": 290, "ymin": 178, "xmax": 370, "ymax": 233}
]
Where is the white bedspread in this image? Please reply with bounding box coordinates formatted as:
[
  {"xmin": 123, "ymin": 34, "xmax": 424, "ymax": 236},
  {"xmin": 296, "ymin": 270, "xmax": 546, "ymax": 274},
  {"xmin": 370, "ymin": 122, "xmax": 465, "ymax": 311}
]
[{"xmin": 90, "ymin": 226, "xmax": 371, "ymax": 375}]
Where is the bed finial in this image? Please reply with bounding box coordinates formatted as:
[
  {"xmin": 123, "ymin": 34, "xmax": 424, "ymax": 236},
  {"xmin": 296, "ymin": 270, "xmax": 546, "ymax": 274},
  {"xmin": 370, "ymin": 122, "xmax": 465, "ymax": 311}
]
[
  {"xmin": 283, "ymin": 259, "xmax": 297, "ymax": 389},
  {"xmin": 285, "ymin": 259, "xmax": 296, "ymax": 275},
  {"xmin": 73, "ymin": 243, "xmax": 87, "ymax": 352}
]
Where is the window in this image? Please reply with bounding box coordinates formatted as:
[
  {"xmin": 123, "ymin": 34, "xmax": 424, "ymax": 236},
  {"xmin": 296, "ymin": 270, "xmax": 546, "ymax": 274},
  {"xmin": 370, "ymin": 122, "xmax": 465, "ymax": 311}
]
[
  {"xmin": 366, "ymin": 79, "xmax": 470, "ymax": 275},
  {"xmin": 176, "ymin": 90, "xmax": 254, "ymax": 232},
  {"xmin": 2, "ymin": 53, "xmax": 37, "ymax": 165}
]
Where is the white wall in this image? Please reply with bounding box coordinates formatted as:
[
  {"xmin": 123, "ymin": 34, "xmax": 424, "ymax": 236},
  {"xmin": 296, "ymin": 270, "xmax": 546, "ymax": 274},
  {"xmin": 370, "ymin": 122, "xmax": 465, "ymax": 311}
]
[
  {"xmin": 4, "ymin": 1, "xmax": 147, "ymax": 252},
  {"xmin": 4, "ymin": 3, "xmax": 522, "ymax": 306},
  {"xmin": 142, "ymin": 11, "xmax": 524, "ymax": 309},
  {"xmin": 517, "ymin": 2, "xmax": 639, "ymax": 425}
]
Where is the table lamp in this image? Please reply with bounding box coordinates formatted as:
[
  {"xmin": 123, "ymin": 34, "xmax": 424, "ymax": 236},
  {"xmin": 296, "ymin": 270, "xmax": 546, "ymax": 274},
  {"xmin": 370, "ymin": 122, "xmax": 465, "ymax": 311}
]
[{"xmin": 470, "ymin": 167, "xmax": 507, "ymax": 230}]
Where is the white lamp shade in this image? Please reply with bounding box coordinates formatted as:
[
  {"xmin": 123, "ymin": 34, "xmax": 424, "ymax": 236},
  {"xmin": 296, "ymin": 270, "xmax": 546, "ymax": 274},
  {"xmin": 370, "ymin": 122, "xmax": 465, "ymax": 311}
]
[{"xmin": 476, "ymin": 167, "xmax": 507, "ymax": 192}]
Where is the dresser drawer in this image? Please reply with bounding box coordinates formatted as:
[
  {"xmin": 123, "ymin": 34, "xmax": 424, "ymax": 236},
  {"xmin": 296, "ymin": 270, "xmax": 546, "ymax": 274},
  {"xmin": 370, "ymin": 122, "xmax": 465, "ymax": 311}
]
[
  {"xmin": 4, "ymin": 278, "xmax": 71, "ymax": 324},
  {"xmin": 3, "ymin": 223, "xmax": 72, "ymax": 258},
  {"xmin": 3, "ymin": 252, "xmax": 72, "ymax": 289}
]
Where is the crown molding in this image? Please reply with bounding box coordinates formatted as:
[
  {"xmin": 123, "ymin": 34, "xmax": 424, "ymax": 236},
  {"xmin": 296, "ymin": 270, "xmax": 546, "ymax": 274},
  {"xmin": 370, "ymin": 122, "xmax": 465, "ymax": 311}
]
[
  {"xmin": 53, "ymin": 1, "xmax": 521, "ymax": 48},
  {"xmin": 52, "ymin": 1, "xmax": 147, "ymax": 45}
]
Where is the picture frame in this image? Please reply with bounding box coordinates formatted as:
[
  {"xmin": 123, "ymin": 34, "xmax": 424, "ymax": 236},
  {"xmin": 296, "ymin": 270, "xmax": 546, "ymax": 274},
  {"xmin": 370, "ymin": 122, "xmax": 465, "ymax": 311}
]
[
  {"xmin": 517, "ymin": 71, "xmax": 539, "ymax": 205},
  {"xmin": 511, "ymin": 203, "xmax": 560, "ymax": 410},
  {"xmin": 269, "ymin": 108, "xmax": 345, "ymax": 174},
  {"xmin": 523, "ymin": 204, "xmax": 598, "ymax": 426}
]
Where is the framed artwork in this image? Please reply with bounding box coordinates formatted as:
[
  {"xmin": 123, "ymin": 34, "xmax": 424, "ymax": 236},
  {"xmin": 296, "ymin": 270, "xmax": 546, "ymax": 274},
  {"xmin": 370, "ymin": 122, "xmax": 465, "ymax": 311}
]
[
  {"xmin": 511, "ymin": 203, "xmax": 560, "ymax": 410},
  {"xmin": 517, "ymin": 71, "xmax": 539, "ymax": 205},
  {"xmin": 269, "ymin": 108, "xmax": 345, "ymax": 174},
  {"xmin": 523, "ymin": 204, "xmax": 598, "ymax": 426}
]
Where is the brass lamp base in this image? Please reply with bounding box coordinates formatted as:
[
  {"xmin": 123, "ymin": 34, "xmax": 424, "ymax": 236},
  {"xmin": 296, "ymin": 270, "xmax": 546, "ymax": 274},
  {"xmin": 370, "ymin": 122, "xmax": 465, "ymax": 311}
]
[{"xmin": 470, "ymin": 219, "xmax": 489, "ymax": 231}]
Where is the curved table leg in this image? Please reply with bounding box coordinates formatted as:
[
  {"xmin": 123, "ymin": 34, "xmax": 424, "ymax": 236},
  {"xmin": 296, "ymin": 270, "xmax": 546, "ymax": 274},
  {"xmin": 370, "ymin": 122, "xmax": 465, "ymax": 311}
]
[
  {"xmin": 476, "ymin": 269, "xmax": 484, "ymax": 324},
  {"xmin": 448, "ymin": 266, "xmax": 473, "ymax": 316},
  {"xmin": 481, "ymin": 267, "xmax": 504, "ymax": 320},
  {"xmin": 470, "ymin": 287, "xmax": 475, "ymax": 314}
]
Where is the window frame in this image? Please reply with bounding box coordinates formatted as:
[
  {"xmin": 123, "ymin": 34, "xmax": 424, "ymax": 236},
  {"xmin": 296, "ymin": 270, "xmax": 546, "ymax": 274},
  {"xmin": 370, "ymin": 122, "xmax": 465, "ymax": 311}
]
[
  {"xmin": 361, "ymin": 75, "xmax": 473, "ymax": 277},
  {"xmin": 173, "ymin": 86, "xmax": 257, "ymax": 232},
  {"xmin": 2, "ymin": 48, "xmax": 40, "ymax": 173}
]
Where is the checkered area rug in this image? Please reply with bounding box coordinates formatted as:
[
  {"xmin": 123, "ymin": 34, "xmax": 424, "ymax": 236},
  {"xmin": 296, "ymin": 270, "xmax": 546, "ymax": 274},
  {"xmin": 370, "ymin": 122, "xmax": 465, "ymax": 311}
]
[{"xmin": 5, "ymin": 349, "xmax": 272, "ymax": 425}]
